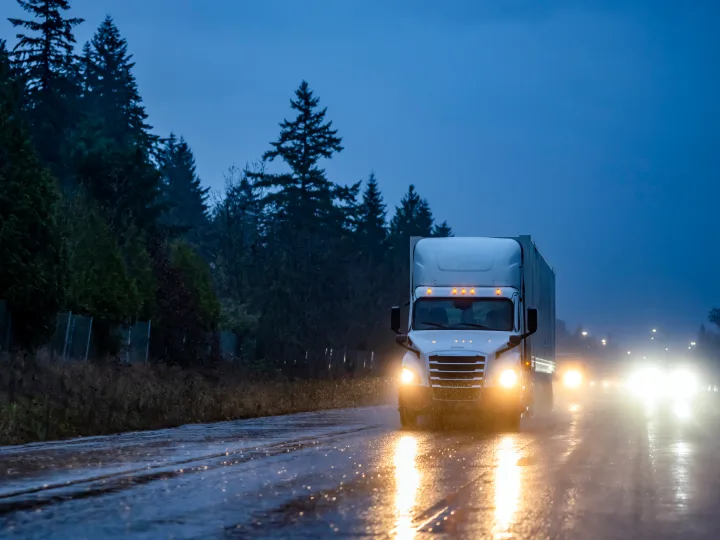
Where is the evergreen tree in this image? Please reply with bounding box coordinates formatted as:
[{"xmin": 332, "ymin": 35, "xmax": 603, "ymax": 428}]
[
  {"xmin": 72, "ymin": 16, "xmax": 161, "ymax": 234},
  {"xmin": 249, "ymin": 80, "xmax": 353, "ymax": 227},
  {"xmin": 247, "ymin": 81, "xmax": 361, "ymax": 361},
  {"xmin": 159, "ymin": 133, "xmax": 210, "ymax": 242},
  {"xmin": 74, "ymin": 141, "xmax": 163, "ymax": 234},
  {"xmin": 83, "ymin": 16, "xmax": 153, "ymax": 148},
  {"xmin": 709, "ymin": 309, "xmax": 720, "ymax": 330},
  {"xmin": 356, "ymin": 172, "xmax": 387, "ymax": 249},
  {"xmin": 432, "ymin": 220, "xmax": 453, "ymax": 237},
  {"xmin": 389, "ymin": 184, "xmax": 434, "ymax": 239},
  {"xmin": 9, "ymin": 0, "xmax": 83, "ymax": 94},
  {"xmin": 387, "ymin": 185, "xmax": 435, "ymax": 308},
  {"xmin": 149, "ymin": 238, "xmax": 220, "ymax": 367},
  {"xmin": 61, "ymin": 194, "xmax": 143, "ymax": 324},
  {"xmin": 211, "ymin": 166, "xmax": 260, "ymax": 298},
  {"xmin": 0, "ymin": 40, "xmax": 66, "ymax": 348},
  {"xmin": 9, "ymin": 0, "xmax": 84, "ymax": 184}
]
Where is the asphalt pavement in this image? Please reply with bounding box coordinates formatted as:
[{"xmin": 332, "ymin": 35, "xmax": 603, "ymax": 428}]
[{"xmin": 1, "ymin": 389, "xmax": 720, "ymax": 539}]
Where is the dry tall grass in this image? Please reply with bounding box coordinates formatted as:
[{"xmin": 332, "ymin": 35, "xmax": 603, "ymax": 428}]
[{"xmin": 0, "ymin": 355, "xmax": 394, "ymax": 446}]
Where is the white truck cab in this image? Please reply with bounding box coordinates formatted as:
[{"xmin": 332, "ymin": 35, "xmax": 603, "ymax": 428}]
[{"xmin": 391, "ymin": 236, "xmax": 556, "ymax": 430}]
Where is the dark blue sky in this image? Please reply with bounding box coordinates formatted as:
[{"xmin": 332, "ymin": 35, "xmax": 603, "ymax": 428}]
[{"xmin": 3, "ymin": 0, "xmax": 719, "ymax": 348}]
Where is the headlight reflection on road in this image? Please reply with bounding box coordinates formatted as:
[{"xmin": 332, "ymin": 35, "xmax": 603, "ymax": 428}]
[
  {"xmin": 394, "ymin": 435, "xmax": 420, "ymax": 539},
  {"xmin": 493, "ymin": 436, "xmax": 521, "ymax": 539}
]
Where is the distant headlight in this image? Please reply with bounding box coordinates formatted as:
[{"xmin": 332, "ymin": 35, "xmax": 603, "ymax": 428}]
[
  {"xmin": 499, "ymin": 369, "xmax": 518, "ymax": 388},
  {"xmin": 563, "ymin": 370, "xmax": 582, "ymax": 389},
  {"xmin": 400, "ymin": 367, "xmax": 419, "ymax": 385},
  {"xmin": 671, "ymin": 368, "xmax": 697, "ymax": 398}
]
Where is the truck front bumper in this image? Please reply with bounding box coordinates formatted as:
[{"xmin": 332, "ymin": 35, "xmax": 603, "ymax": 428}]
[{"xmin": 399, "ymin": 385, "xmax": 524, "ymax": 414}]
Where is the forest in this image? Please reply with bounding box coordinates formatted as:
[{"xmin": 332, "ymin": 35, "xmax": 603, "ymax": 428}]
[{"xmin": 0, "ymin": 0, "xmax": 454, "ymax": 372}]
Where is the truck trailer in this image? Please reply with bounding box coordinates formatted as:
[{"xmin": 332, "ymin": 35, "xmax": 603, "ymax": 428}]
[{"xmin": 391, "ymin": 235, "xmax": 556, "ymax": 429}]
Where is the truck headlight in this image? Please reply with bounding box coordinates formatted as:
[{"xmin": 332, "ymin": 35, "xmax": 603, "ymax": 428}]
[
  {"xmin": 563, "ymin": 370, "xmax": 582, "ymax": 389},
  {"xmin": 400, "ymin": 367, "xmax": 419, "ymax": 385},
  {"xmin": 498, "ymin": 369, "xmax": 518, "ymax": 388}
]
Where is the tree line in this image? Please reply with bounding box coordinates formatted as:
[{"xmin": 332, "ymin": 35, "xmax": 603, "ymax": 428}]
[{"xmin": 0, "ymin": 0, "xmax": 453, "ymax": 370}]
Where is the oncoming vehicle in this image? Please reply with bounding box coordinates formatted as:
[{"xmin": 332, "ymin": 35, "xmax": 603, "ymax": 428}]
[
  {"xmin": 391, "ymin": 235, "xmax": 556, "ymax": 430},
  {"xmin": 625, "ymin": 361, "xmax": 715, "ymax": 418},
  {"xmin": 555, "ymin": 354, "xmax": 590, "ymax": 397}
]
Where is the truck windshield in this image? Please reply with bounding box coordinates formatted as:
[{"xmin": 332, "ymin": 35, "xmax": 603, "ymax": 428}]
[{"xmin": 413, "ymin": 298, "xmax": 514, "ymax": 331}]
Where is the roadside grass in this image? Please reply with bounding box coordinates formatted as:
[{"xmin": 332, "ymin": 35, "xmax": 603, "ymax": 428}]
[{"xmin": 0, "ymin": 354, "xmax": 394, "ymax": 446}]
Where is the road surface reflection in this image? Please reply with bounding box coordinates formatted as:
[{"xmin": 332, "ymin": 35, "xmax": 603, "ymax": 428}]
[
  {"xmin": 394, "ymin": 434, "xmax": 420, "ymax": 539},
  {"xmin": 493, "ymin": 436, "xmax": 521, "ymax": 539}
]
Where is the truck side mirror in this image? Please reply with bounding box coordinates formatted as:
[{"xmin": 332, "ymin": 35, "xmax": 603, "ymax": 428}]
[
  {"xmin": 527, "ymin": 308, "xmax": 538, "ymax": 334},
  {"xmin": 390, "ymin": 306, "xmax": 401, "ymax": 334}
]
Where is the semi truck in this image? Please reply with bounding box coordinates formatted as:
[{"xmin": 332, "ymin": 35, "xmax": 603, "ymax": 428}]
[{"xmin": 390, "ymin": 235, "xmax": 556, "ymax": 430}]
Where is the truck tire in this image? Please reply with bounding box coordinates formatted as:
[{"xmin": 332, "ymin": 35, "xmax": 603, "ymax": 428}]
[{"xmin": 399, "ymin": 407, "xmax": 418, "ymax": 429}]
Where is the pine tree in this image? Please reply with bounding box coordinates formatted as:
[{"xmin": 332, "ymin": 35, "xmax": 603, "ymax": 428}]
[
  {"xmin": 208, "ymin": 166, "xmax": 261, "ymax": 349},
  {"xmin": 246, "ymin": 81, "xmax": 363, "ymax": 361},
  {"xmin": 0, "ymin": 40, "xmax": 66, "ymax": 348},
  {"xmin": 9, "ymin": 0, "xmax": 83, "ymax": 94},
  {"xmin": 83, "ymin": 16, "xmax": 153, "ymax": 147},
  {"xmin": 70, "ymin": 16, "xmax": 162, "ymax": 234},
  {"xmin": 389, "ymin": 184, "xmax": 434, "ymax": 238},
  {"xmin": 356, "ymin": 172, "xmax": 387, "ymax": 248},
  {"xmin": 432, "ymin": 220, "xmax": 454, "ymax": 237},
  {"xmin": 250, "ymin": 80, "xmax": 351, "ymax": 227},
  {"xmin": 211, "ymin": 166, "xmax": 260, "ymax": 297},
  {"xmin": 159, "ymin": 133, "xmax": 210, "ymax": 243},
  {"xmin": 9, "ymin": 0, "xmax": 84, "ymax": 184},
  {"xmin": 710, "ymin": 309, "xmax": 720, "ymax": 329},
  {"xmin": 74, "ymin": 141, "xmax": 163, "ymax": 234}
]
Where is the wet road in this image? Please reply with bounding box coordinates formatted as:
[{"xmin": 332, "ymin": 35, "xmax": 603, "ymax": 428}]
[{"xmin": 1, "ymin": 392, "xmax": 720, "ymax": 539}]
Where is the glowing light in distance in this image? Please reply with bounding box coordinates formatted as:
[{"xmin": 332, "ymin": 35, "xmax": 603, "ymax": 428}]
[
  {"xmin": 626, "ymin": 366, "xmax": 666, "ymax": 399},
  {"xmin": 563, "ymin": 370, "xmax": 582, "ymax": 389},
  {"xmin": 671, "ymin": 368, "xmax": 697, "ymax": 398}
]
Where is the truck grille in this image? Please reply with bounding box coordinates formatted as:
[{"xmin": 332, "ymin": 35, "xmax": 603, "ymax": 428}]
[{"xmin": 429, "ymin": 355, "xmax": 485, "ymax": 401}]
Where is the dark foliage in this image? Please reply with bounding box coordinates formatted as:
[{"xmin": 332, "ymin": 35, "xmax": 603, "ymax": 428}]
[{"xmin": 3, "ymin": 3, "xmax": 454, "ymax": 370}]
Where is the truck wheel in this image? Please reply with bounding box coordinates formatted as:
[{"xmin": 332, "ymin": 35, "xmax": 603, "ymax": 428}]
[{"xmin": 399, "ymin": 407, "xmax": 418, "ymax": 429}]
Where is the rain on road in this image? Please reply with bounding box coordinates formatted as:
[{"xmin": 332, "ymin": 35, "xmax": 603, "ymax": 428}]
[{"xmin": 1, "ymin": 392, "xmax": 720, "ymax": 539}]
